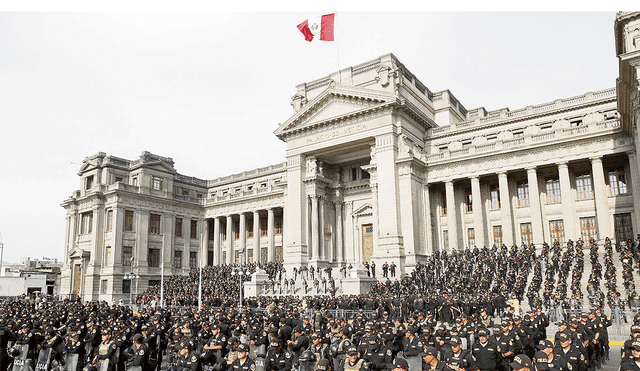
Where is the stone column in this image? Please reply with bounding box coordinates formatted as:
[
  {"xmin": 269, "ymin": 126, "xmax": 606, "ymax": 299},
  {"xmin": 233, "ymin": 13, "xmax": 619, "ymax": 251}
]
[
  {"xmin": 319, "ymin": 196, "xmax": 326, "ymax": 261},
  {"xmin": 470, "ymin": 176, "xmax": 485, "ymax": 248},
  {"xmin": 253, "ymin": 211, "xmax": 260, "ymax": 264},
  {"xmin": 558, "ymin": 162, "xmax": 577, "ymax": 242},
  {"xmin": 226, "ymin": 215, "xmax": 233, "ymax": 264},
  {"xmin": 202, "ymin": 219, "xmax": 208, "ymax": 267},
  {"xmin": 268, "ymin": 208, "xmax": 275, "ymax": 261},
  {"xmin": 498, "ymin": 172, "xmax": 513, "ymax": 246},
  {"xmin": 591, "ymin": 157, "xmax": 612, "ymax": 242},
  {"xmin": 627, "ymin": 151, "xmax": 640, "ymax": 235},
  {"xmin": 526, "ymin": 167, "xmax": 544, "ymax": 246},
  {"xmin": 311, "ymin": 196, "xmax": 320, "ymax": 260},
  {"xmin": 213, "ymin": 217, "xmax": 220, "ymax": 265},
  {"xmin": 239, "ymin": 213, "xmax": 247, "ymax": 262},
  {"xmin": 445, "ymin": 180, "xmax": 457, "ymax": 251},
  {"xmin": 423, "ymin": 185, "xmax": 434, "ymax": 253},
  {"xmin": 336, "ymin": 202, "xmax": 344, "ymax": 263}
]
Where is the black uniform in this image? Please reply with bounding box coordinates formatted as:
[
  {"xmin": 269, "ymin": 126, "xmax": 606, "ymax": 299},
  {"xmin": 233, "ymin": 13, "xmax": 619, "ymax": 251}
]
[{"xmin": 472, "ymin": 340, "xmax": 499, "ymax": 371}]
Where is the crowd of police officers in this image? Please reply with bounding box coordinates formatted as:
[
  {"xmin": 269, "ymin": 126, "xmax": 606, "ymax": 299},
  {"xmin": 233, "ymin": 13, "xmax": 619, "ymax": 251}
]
[{"xmin": 6, "ymin": 236, "xmax": 640, "ymax": 371}]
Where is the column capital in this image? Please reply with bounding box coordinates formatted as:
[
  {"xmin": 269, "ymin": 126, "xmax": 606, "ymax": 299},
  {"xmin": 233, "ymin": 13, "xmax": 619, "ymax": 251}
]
[
  {"xmin": 556, "ymin": 161, "xmax": 569, "ymax": 168},
  {"xmin": 589, "ymin": 156, "xmax": 603, "ymax": 164},
  {"xmin": 497, "ymin": 171, "xmax": 508, "ymax": 178},
  {"xmin": 445, "ymin": 179, "xmax": 454, "ymax": 186},
  {"xmin": 525, "ymin": 166, "xmax": 537, "ymax": 173},
  {"xmin": 470, "ymin": 175, "xmax": 480, "ymax": 181}
]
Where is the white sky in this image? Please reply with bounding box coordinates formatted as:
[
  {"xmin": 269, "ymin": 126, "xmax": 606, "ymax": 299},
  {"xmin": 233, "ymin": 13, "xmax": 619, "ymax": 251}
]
[{"xmin": 0, "ymin": 4, "xmax": 631, "ymax": 264}]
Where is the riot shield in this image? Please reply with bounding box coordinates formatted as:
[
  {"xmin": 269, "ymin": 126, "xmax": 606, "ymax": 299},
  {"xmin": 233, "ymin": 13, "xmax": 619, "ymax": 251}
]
[
  {"xmin": 97, "ymin": 359, "xmax": 110, "ymax": 371},
  {"xmin": 63, "ymin": 354, "xmax": 79, "ymax": 371},
  {"xmin": 406, "ymin": 355, "xmax": 422, "ymax": 371},
  {"xmin": 254, "ymin": 356, "xmax": 266, "ymax": 371},
  {"xmin": 35, "ymin": 348, "xmax": 52, "ymax": 371},
  {"xmin": 12, "ymin": 344, "xmax": 30, "ymax": 371},
  {"xmin": 126, "ymin": 366, "xmax": 142, "ymax": 371}
]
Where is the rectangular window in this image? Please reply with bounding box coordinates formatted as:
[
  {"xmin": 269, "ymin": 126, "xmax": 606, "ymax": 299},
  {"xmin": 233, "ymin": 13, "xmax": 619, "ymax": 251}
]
[
  {"xmin": 152, "ymin": 177, "xmax": 162, "ymax": 191},
  {"xmin": 80, "ymin": 212, "xmax": 93, "ymax": 234},
  {"xmin": 351, "ymin": 168, "xmax": 358, "ymax": 181},
  {"xmin": 124, "ymin": 210, "xmax": 134, "ymax": 231},
  {"xmin": 520, "ymin": 223, "xmax": 532, "ymax": 247},
  {"xmin": 101, "ymin": 279, "xmax": 108, "ymax": 294},
  {"xmin": 174, "ymin": 250, "xmax": 182, "ymax": 269},
  {"xmin": 513, "ymin": 131, "xmax": 524, "ymax": 138},
  {"xmin": 439, "ymin": 145, "xmax": 448, "ymax": 152},
  {"xmin": 248, "ymin": 219, "xmax": 254, "ymax": 238},
  {"xmin": 465, "ymin": 189, "xmax": 472, "ymax": 212},
  {"xmin": 234, "ymin": 220, "xmax": 240, "ymax": 239},
  {"xmin": 85, "ymin": 175, "xmax": 94, "ymax": 190},
  {"xmin": 106, "ymin": 210, "xmax": 113, "ymax": 232},
  {"xmin": 190, "ymin": 252, "xmax": 198, "ymax": 269},
  {"xmin": 490, "ymin": 185, "xmax": 500, "ymax": 210},
  {"xmin": 190, "ymin": 220, "xmax": 198, "ymax": 239},
  {"xmin": 493, "ymin": 225, "xmax": 503, "ymax": 247},
  {"xmin": 580, "ymin": 216, "xmax": 598, "ymax": 242},
  {"xmin": 175, "ymin": 218, "xmax": 183, "ymax": 237},
  {"xmin": 149, "ymin": 214, "xmax": 161, "ymax": 234},
  {"xmin": 614, "ymin": 213, "xmax": 633, "ymax": 244},
  {"xmin": 148, "ymin": 280, "xmax": 161, "ymax": 287},
  {"xmin": 486, "ymin": 136, "xmax": 497, "ymax": 143},
  {"xmin": 148, "ymin": 248, "xmax": 160, "ymax": 267},
  {"xmin": 549, "ymin": 220, "xmax": 565, "ymax": 245},
  {"xmin": 361, "ymin": 169, "xmax": 370, "ymax": 179},
  {"xmin": 540, "ymin": 125, "xmax": 553, "ymax": 132},
  {"xmin": 441, "ymin": 194, "xmax": 447, "ymax": 216},
  {"xmin": 275, "ymin": 216, "xmax": 283, "ymax": 235},
  {"xmin": 462, "ymin": 141, "xmax": 472, "ymax": 148},
  {"xmin": 114, "ymin": 176, "xmax": 123, "ymax": 183},
  {"xmin": 576, "ymin": 174, "xmax": 594, "ymax": 200},
  {"xmin": 132, "ymin": 177, "xmax": 138, "ymax": 186},
  {"xmin": 609, "ymin": 171, "xmax": 628, "ymax": 196},
  {"xmin": 443, "ymin": 230, "xmax": 449, "ymax": 250},
  {"xmin": 122, "ymin": 246, "xmax": 133, "ymax": 266},
  {"xmin": 122, "ymin": 279, "xmax": 131, "ymax": 294},
  {"xmin": 468, "ymin": 228, "xmax": 475, "ymax": 248},
  {"xmin": 546, "ymin": 178, "xmax": 561, "ymax": 203},
  {"xmin": 517, "ymin": 182, "xmax": 530, "ymax": 207}
]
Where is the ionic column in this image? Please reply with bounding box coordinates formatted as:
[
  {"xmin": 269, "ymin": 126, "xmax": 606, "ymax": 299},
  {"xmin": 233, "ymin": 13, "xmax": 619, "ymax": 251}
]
[
  {"xmin": 558, "ymin": 162, "xmax": 577, "ymax": 241},
  {"xmin": 311, "ymin": 196, "xmax": 320, "ymax": 260},
  {"xmin": 226, "ymin": 215, "xmax": 233, "ymax": 264},
  {"xmin": 498, "ymin": 172, "xmax": 513, "ymax": 246},
  {"xmin": 470, "ymin": 176, "xmax": 485, "ymax": 248},
  {"xmin": 627, "ymin": 151, "xmax": 640, "ymax": 235},
  {"xmin": 445, "ymin": 180, "xmax": 457, "ymax": 251},
  {"xmin": 268, "ymin": 208, "xmax": 275, "ymax": 261},
  {"xmin": 253, "ymin": 211, "xmax": 260, "ymax": 264},
  {"xmin": 526, "ymin": 167, "xmax": 544, "ymax": 246},
  {"xmin": 239, "ymin": 213, "xmax": 247, "ymax": 263},
  {"xmin": 591, "ymin": 157, "xmax": 612, "ymax": 242},
  {"xmin": 213, "ymin": 217, "xmax": 221, "ymax": 265}
]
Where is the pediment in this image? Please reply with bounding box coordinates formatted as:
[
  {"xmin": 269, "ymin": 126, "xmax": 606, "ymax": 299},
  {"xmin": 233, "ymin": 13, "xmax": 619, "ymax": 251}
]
[
  {"xmin": 274, "ymin": 85, "xmax": 395, "ymax": 139},
  {"xmin": 69, "ymin": 247, "xmax": 90, "ymax": 260},
  {"xmin": 131, "ymin": 160, "xmax": 177, "ymax": 174},
  {"xmin": 352, "ymin": 203, "xmax": 373, "ymax": 217}
]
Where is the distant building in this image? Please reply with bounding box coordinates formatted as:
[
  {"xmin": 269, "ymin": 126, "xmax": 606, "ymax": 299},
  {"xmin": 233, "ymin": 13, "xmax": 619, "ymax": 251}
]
[
  {"xmin": 1, "ymin": 257, "xmax": 61, "ymax": 296},
  {"xmin": 61, "ymin": 12, "xmax": 640, "ymax": 303}
]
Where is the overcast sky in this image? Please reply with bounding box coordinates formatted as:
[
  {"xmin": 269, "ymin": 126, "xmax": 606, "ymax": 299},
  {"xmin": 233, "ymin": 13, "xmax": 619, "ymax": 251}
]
[{"xmin": 0, "ymin": 7, "xmax": 626, "ymax": 265}]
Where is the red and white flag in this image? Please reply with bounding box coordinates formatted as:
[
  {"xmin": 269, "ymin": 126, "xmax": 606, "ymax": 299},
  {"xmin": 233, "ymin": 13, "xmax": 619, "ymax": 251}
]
[{"xmin": 297, "ymin": 13, "xmax": 335, "ymax": 42}]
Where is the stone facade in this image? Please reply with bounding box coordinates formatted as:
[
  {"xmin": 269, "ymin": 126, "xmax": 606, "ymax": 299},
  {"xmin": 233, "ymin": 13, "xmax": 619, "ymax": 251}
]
[{"xmin": 61, "ymin": 12, "xmax": 640, "ymax": 302}]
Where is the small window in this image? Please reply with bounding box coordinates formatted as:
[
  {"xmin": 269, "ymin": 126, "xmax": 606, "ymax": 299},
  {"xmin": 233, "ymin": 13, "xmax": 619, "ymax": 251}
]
[
  {"xmin": 101, "ymin": 279, "xmax": 108, "ymax": 294},
  {"xmin": 222, "ymin": 190, "xmax": 228, "ymax": 196},
  {"xmin": 570, "ymin": 119, "xmax": 582, "ymax": 127},
  {"xmin": 191, "ymin": 220, "xmax": 198, "ymax": 239},
  {"xmin": 175, "ymin": 218, "xmax": 183, "ymax": 237},
  {"xmin": 247, "ymin": 185, "xmax": 253, "ymax": 191},
  {"xmin": 361, "ymin": 169, "xmax": 370, "ymax": 179},
  {"xmin": 235, "ymin": 188, "xmax": 241, "ymax": 194},
  {"xmin": 462, "ymin": 141, "xmax": 472, "ymax": 148},
  {"xmin": 439, "ymin": 145, "xmax": 448, "ymax": 152},
  {"xmin": 124, "ymin": 210, "xmax": 134, "ymax": 231},
  {"xmin": 85, "ymin": 175, "xmax": 94, "ymax": 190},
  {"xmin": 149, "ymin": 214, "xmax": 161, "ymax": 234},
  {"xmin": 122, "ymin": 246, "xmax": 133, "ymax": 266},
  {"xmin": 182, "ymin": 189, "xmax": 189, "ymax": 196},
  {"xmin": 465, "ymin": 189, "xmax": 472, "ymax": 212},
  {"xmin": 106, "ymin": 209, "xmax": 113, "ymax": 232},
  {"xmin": 132, "ymin": 177, "xmax": 138, "ymax": 186},
  {"xmin": 148, "ymin": 248, "xmax": 160, "ymax": 267},
  {"xmin": 486, "ymin": 136, "xmax": 497, "ymax": 143},
  {"xmin": 540, "ymin": 125, "xmax": 552, "ymax": 132},
  {"xmin": 513, "ymin": 131, "xmax": 524, "ymax": 138},
  {"xmin": 604, "ymin": 112, "xmax": 618, "ymax": 120},
  {"xmin": 260, "ymin": 182, "xmax": 267, "ymax": 188},
  {"xmin": 190, "ymin": 252, "xmax": 198, "ymax": 269},
  {"xmin": 174, "ymin": 250, "xmax": 182, "ymax": 269},
  {"xmin": 122, "ymin": 279, "xmax": 131, "ymax": 294},
  {"xmin": 351, "ymin": 168, "xmax": 358, "ymax": 181},
  {"xmin": 114, "ymin": 176, "xmax": 123, "ymax": 183},
  {"xmin": 152, "ymin": 177, "xmax": 162, "ymax": 191}
]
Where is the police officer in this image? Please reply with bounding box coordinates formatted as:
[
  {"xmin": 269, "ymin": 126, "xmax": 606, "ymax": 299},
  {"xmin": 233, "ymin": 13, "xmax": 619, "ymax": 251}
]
[
  {"xmin": 444, "ymin": 336, "xmax": 478, "ymax": 371},
  {"xmin": 265, "ymin": 339, "xmax": 293, "ymax": 371},
  {"xmin": 422, "ymin": 346, "xmax": 453, "ymax": 371},
  {"xmin": 174, "ymin": 340, "xmax": 201, "ymax": 371},
  {"xmin": 404, "ymin": 327, "xmax": 423, "ymax": 358},
  {"xmin": 535, "ymin": 340, "xmax": 571, "ymax": 371},
  {"xmin": 509, "ymin": 355, "xmax": 533, "ymax": 371},
  {"xmin": 230, "ymin": 344, "xmax": 256, "ymax": 371},
  {"xmin": 620, "ymin": 340, "xmax": 640, "ymax": 371},
  {"xmin": 472, "ymin": 329, "xmax": 499, "ymax": 371},
  {"xmin": 361, "ymin": 336, "xmax": 393, "ymax": 371},
  {"xmin": 554, "ymin": 333, "xmax": 586, "ymax": 371},
  {"xmin": 622, "ymin": 325, "xmax": 640, "ymax": 362},
  {"xmin": 124, "ymin": 334, "xmax": 150, "ymax": 371},
  {"xmin": 94, "ymin": 331, "xmax": 118, "ymax": 371},
  {"xmin": 339, "ymin": 346, "xmax": 367, "ymax": 371}
]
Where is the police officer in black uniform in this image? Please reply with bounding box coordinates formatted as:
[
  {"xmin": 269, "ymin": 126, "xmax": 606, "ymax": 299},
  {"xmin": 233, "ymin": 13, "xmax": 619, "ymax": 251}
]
[
  {"xmin": 361, "ymin": 336, "xmax": 393, "ymax": 371},
  {"xmin": 472, "ymin": 329, "xmax": 499, "ymax": 371},
  {"xmin": 230, "ymin": 344, "xmax": 256, "ymax": 371},
  {"xmin": 265, "ymin": 339, "xmax": 293, "ymax": 371}
]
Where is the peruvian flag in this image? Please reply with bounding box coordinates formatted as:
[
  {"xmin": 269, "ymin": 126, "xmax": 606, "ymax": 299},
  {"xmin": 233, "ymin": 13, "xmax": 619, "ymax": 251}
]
[{"xmin": 297, "ymin": 13, "xmax": 335, "ymax": 42}]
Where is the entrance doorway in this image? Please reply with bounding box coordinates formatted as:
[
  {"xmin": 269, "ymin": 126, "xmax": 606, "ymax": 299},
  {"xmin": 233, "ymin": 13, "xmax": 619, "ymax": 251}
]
[{"xmin": 362, "ymin": 224, "xmax": 374, "ymax": 262}]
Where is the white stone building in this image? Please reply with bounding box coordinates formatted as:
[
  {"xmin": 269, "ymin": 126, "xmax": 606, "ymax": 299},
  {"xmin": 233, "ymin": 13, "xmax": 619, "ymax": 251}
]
[{"xmin": 61, "ymin": 12, "xmax": 640, "ymax": 302}]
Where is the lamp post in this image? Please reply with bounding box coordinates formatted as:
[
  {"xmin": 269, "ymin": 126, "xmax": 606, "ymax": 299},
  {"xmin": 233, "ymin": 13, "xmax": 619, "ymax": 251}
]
[
  {"xmin": 124, "ymin": 272, "xmax": 139, "ymax": 306},
  {"xmin": 230, "ymin": 249, "xmax": 248, "ymax": 309}
]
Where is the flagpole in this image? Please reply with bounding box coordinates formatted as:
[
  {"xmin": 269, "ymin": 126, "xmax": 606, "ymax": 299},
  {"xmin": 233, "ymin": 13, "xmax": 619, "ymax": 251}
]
[
  {"xmin": 198, "ymin": 231, "xmax": 203, "ymax": 312},
  {"xmin": 334, "ymin": 11, "xmax": 340, "ymax": 84},
  {"xmin": 160, "ymin": 237, "xmax": 164, "ymax": 308}
]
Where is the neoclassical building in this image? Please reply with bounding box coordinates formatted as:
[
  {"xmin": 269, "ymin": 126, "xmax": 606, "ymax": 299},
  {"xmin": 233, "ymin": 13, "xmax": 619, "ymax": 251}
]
[{"xmin": 61, "ymin": 12, "xmax": 640, "ymax": 302}]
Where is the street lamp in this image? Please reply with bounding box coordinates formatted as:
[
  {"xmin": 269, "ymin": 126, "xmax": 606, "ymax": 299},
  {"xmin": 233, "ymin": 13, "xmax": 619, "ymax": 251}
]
[
  {"xmin": 124, "ymin": 272, "xmax": 139, "ymax": 306},
  {"xmin": 230, "ymin": 265, "xmax": 249, "ymax": 309}
]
